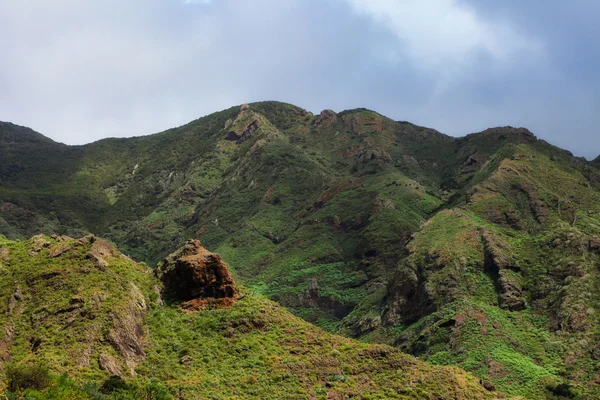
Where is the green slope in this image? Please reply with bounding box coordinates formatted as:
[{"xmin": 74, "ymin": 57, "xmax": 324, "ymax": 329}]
[
  {"xmin": 0, "ymin": 103, "xmax": 542, "ymax": 329},
  {"xmin": 2, "ymin": 101, "xmax": 600, "ymax": 398},
  {"xmin": 0, "ymin": 235, "xmax": 498, "ymax": 399},
  {"xmin": 367, "ymin": 143, "xmax": 600, "ymax": 398}
]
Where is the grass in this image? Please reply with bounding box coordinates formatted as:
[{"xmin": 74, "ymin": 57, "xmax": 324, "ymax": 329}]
[{"xmin": 0, "ymin": 235, "xmax": 497, "ymax": 399}]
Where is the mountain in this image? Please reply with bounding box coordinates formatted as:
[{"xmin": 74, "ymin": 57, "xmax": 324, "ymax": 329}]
[
  {"xmin": 1, "ymin": 101, "xmax": 600, "ymax": 398},
  {"xmin": 0, "ymin": 234, "xmax": 497, "ymax": 399}
]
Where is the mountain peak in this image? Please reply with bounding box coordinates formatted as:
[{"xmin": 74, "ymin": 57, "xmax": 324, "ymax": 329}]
[
  {"xmin": 0, "ymin": 121, "xmax": 59, "ymax": 145},
  {"xmin": 466, "ymin": 126, "xmax": 537, "ymax": 142}
]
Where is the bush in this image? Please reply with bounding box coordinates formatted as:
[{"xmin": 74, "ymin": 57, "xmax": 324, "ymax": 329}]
[
  {"xmin": 547, "ymin": 383, "xmax": 576, "ymax": 398},
  {"xmin": 100, "ymin": 375, "xmax": 129, "ymax": 394},
  {"xmin": 111, "ymin": 379, "xmax": 174, "ymax": 400},
  {"xmin": 6, "ymin": 362, "xmax": 52, "ymax": 392}
]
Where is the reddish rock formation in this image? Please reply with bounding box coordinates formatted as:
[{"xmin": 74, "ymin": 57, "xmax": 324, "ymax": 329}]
[
  {"xmin": 315, "ymin": 109, "xmax": 337, "ymax": 128},
  {"xmin": 156, "ymin": 239, "xmax": 238, "ymax": 311},
  {"xmin": 352, "ymin": 146, "xmax": 392, "ymax": 166}
]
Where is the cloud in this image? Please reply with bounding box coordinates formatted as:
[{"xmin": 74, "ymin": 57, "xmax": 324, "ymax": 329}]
[
  {"xmin": 183, "ymin": 0, "xmax": 214, "ymax": 4},
  {"xmin": 0, "ymin": 0, "xmax": 598, "ymax": 158},
  {"xmin": 343, "ymin": 0, "xmax": 543, "ymax": 68}
]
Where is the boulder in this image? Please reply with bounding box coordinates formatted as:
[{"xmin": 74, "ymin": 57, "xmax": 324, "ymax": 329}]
[{"xmin": 156, "ymin": 239, "xmax": 238, "ymax": 311}]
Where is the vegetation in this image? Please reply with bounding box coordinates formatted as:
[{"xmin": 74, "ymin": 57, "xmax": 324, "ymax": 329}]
[
  {"xmin": 0, "ymin": 236, "xmax": 496, "ymax": 399},
  {"xmin": 2, "ymin": 102, "xmax": 600, "ymax": 398}
]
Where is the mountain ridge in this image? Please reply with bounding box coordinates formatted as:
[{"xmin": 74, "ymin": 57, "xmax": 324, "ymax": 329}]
[
  {"xmin": 0, "ymin": 101, "xmax": 553, "ymax": 153},
  {"xmin": 1, "ymin": 101, "xmax": 600, "ymax": 398}
]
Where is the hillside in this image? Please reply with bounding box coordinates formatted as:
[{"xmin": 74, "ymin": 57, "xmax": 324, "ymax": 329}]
[
  {"xmin": 1, "ymin": 101, "xmax": 600, "ymax": 398},
  {"xmin": 0, "ymin": 103, "xmax": 545, "ymax": 325},
  {"xmin": 366, "ymin": 143, "xmax": 600, "ymax": 398},
  {"xmin": 0, "ymin": 234, "xmax": 497, "ymax": 399}
]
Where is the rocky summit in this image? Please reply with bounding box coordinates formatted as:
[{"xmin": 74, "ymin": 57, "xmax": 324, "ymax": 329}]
[{"xmin": 1, "ymin": 101, "xmax": 600, "ymax": 398}]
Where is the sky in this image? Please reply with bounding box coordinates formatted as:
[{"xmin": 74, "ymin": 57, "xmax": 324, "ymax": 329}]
[{"xmin": 1, "ymin": 0, "xmax": 599, "ymax": 158}]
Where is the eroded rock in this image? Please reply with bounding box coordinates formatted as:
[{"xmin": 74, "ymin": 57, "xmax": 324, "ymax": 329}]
[
  {"xmin": 7, "ymin": 285, "xmax": 23, "ymax": 315},
  {"xmin": 481, "ymin": 229, "xmax": 526, "ymax": 311},
  {"xmin": 28, "ymin": 234, "xmax": 51, "ymax": 256},
  {"xmin": 85, "ymin": 236, "xmax": 117, "ymax": 269},
  {"xmin": 226, "ymin": 120, "xmax": 260, "ymax": 144},
  {"xmin": 315, "ymin": 109, "xmax": 337, "ymax": 128},
  {"xmin": 356, "ymin": 147, "xmax": 392, "ymax": 165},
  {"xmin": 99, "ymin": 353, "xmax": 122, "ymax": 376},
  {"xmin": 498, "ymin": 271, "xmax": 527, "ymax": 311},
  {"xmin": 106, "ymin": 285, "xmax": 148, "ymax": 375},
  {"xmin": 156, "ymin": 239, "xmax": 238, "ymax": 311},
  {"xmin": 48, "ymin": 245, "xmax": 71, "ymax": 258},
  {"xmin": 511, "ymin": 183, "xmax": 550, "ymax": 224}
]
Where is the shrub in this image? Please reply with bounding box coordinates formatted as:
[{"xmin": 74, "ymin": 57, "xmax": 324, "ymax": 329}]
[
  {"xmin": 111, "ymin": 379, "xmax": 174, "ymax": 400},
  {"xmin": 100, "ymin": 375, "xmax": 129, "ymax": 394},
  {"xmin": 6, "ymin": 362, "xmax": 52, "ymax": 392},
  {"xmin": 547, "ymin": 383, "xmax": 576, "ymax": 398}
]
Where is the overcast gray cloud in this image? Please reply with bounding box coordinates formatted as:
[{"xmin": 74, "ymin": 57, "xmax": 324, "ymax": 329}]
[{"xmin": 1, "ymin": 0, "xmax": 598, "ymax": 158}]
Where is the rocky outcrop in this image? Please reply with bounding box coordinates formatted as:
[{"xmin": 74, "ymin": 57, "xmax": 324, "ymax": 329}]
[
  {"xmin": 78, "ymin": 235, "xmax": 118, "ymax": 269},
  {"xmin": 99, "ymin": 353, "xmax": 122, "ymax": 376},
  {"xmin": 481, "ymin": 229, "xmax": 526, "ymax": 311},
  {"xmin": 48, "ymin": 244, "xmax": 71, "ymax": 258},
  {"xmin": 382, "ymin": 262, "xmax": 436, "ymax": 325},
  {"xmin": 7, "ymin": 286, "xmax": 23, "ymax": 315},
  {"xmin": 156, "ymin": 239, "xmax": 238, "ymax": 311},
  {"xmin": 28, "ymin": 234, "xmax": 51, "ymax": 256},
  {"xmin": 106, "ymin": 284, "xmax": 148, "ymax": 375},
  {"xmin": 355, "ymin": 147, "xmax": 391, "ymax": 165},
  {"xmin": 474, "ymin": 127, "xmax": 537, "ymax": 143},
  {"xmin": 297, "ymin": 279, "xmax": 353, "ymax": 319},
  {"xmin": 226, "ymin": 120, "xmax": 260, "ymax": 144},
  {"xmin": 511, "ymin": 183, "xmax": 550, "ymax": 224},
  {"xmin": 315, "ymin": 109, "xmax": 337, "ymax": 128},
  {"xmin": 342, "ymin": 112, "xmax": 387, "ymax": 134}
]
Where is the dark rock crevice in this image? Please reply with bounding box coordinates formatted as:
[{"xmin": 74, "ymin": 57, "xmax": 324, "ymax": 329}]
[
  {"xmin": 296, "ymin": 279, "xmax": 354, "ymax": 319},
  {"xmin": 481, "ymin": 229, "xmax": 526, "ymax": 311},
  {"xmin": 226, "ymin": 120, "xmax": 260, "ymax": 144}
]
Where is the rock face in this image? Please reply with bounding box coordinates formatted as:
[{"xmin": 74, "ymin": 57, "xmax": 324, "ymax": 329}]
[
  {"xmin": 80, "ymin": 235, "xmax": 118, "ymax": 269},
  {"xmin": 106, "ymin": 284, "xmax": 148, "ymax": 375},
  {"xmin": 99, "ymin": 353, "xmax": 122, "ymax": 376},
  {"xmin": 156, "ymin": 239, "xmax": 238, "ymax": 310},
  {"xmin": 315, "ymin": 109, "xmax": 337, "ymax": 128},
  {"xmin": 226, "ymin": 119, "xmax": 260, "ymax": 144},
  {"xmin": 296, "ymin": 278, "xmax": 353, "ymax": 319}
]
